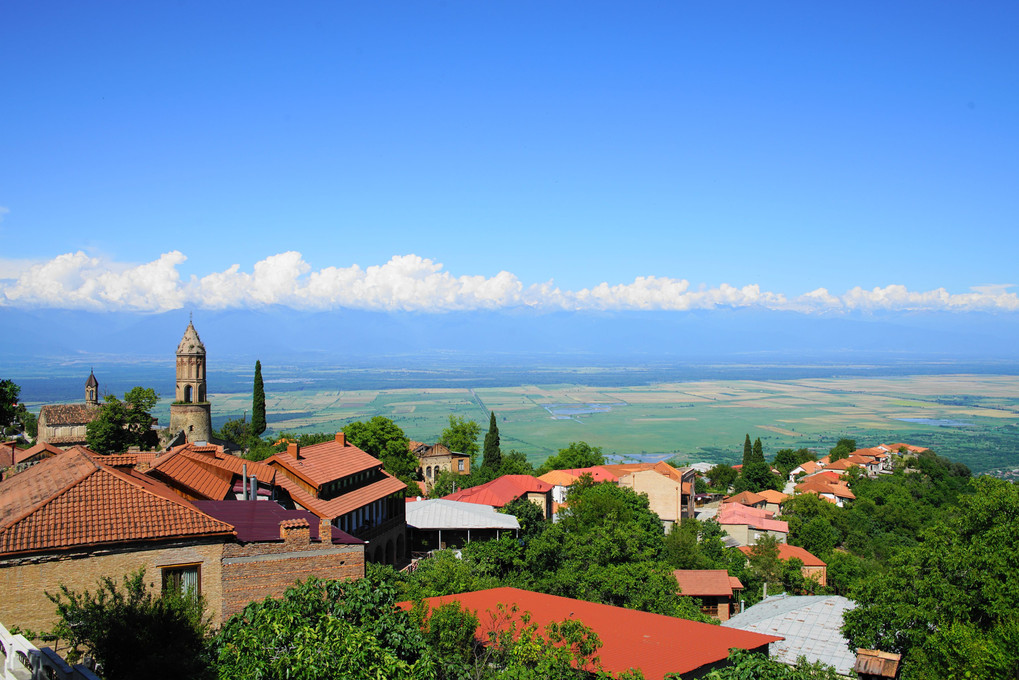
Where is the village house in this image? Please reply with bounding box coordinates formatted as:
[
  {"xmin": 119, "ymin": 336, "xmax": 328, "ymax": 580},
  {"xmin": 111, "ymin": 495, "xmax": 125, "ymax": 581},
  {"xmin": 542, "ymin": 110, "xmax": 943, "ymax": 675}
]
[
  {"xmin": 602, "ymin": 462, "xmax": 696, "ymax": 529},
  {"xmin": 673, "ymin": 569, "xmax": 745, "ymax": 621},
  {"xmin": 266, "ymin": 433, "xmax": 408, "ymax": 565},
  {"xmin": 444, "ymin": 474, "xmax": 554, "ymax": 519},
  {"xmin": 403, "ymin": 587, "xmax": 781, "ymax": 680},
  {"xmin": 722, "ymin": 490, "xmax": 768, "ymax": 510},
  {"xmin": 0, "ymin": 447, "xmax": 364, "ymax": 634},
  {"xmin": 717, "ymin": 502, "xmax": 788, "ymax": 546},
  {"xmin": 405, "ymin": 498, "xmax": 519, "ymax": 553},
  {"xmin": 411, "ymin": 441, "xmax": 471, "ymax": 491},
  {"xmin": 756, "ymin": 489, "xmax": 791, "ymax": 514},
  {"xmin": 537, "ymin": 466, "xmax": 619, "ymax": 505},
  {"xmin": 739, "ymin": 543, "xmax": 828, "ymax": 586}
]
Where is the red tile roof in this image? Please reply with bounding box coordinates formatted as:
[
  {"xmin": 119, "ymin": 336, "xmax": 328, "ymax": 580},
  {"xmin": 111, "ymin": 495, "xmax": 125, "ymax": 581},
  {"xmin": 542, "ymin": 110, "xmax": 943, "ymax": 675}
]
[
  {"xmin": 401, "ymin": 587, "xmax": 781, "ymax": 680},
  {"xmin": 269, "ymin": 438, "xmax": 382, "ymax": 489},
  {"xmin": 0, "ymin": 448, "xmax": 235, "ymax": 556},
  {"xmin": 717, "ymin": 503, "xmax": 789, "ymax": 533},
  {"xmin": 739, "ymin": 543, "xmax": 826, "ymax": 567},
  {"xmin": 9, "ymin": 441, "xmax": 64, "ymax": 467},
  {"xmin": 444, "ymin": 475, "xmax": 552, "ymax": 507},
  {"xmin": 673, "ymin": 569, "xmax": 740, "ymax": 597},
  {"xmin": 148, "ymin": 443, "xmax": 276, "ymax": 500},
  {"xmin": 756, "ymin": 489, "xmax": 790, "ymax": 504},
  {"xmin": 274, "ymin": 472, "xmax": 406, "ymax": 519},
  {"xmin": 722, "ymin": 491, "xmax": 766, "ymax": 506}
]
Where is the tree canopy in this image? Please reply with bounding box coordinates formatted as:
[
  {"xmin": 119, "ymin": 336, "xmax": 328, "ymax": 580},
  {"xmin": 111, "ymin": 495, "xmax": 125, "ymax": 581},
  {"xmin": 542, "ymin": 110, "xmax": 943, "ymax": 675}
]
[
  {"xmin": 343, "ymin": 416, "xmax": 420, "ymax": 493},
  {"xmin": 482, "ymin": 411, "xmax": 502, "ymax": 472},
  {"xmin": 0, "ymin": 379, "xmax": 21, "ymax": 428},
  {"xmin": 537, "ymin": 441, "xmax": 604, "ymax": 475},
  {"xmin": 438, "ymin": 415, "xmax": 481, "ymax": 462},
  {"xmin": 85, "ymin": 387, "xmax": 159, "ymax": 454}
]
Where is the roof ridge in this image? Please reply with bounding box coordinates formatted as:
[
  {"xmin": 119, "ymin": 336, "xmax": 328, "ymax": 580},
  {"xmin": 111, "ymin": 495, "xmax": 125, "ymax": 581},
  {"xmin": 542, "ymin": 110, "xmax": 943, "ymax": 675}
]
[{"xmin": 0, "ymin": 451, "xmax": 103, "ymax": 531}]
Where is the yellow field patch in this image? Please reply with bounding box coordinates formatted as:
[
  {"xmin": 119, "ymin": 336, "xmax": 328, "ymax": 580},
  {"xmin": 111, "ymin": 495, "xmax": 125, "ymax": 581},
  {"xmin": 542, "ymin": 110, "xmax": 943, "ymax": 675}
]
[{"xmin": 758, "ymin": 425, "xmax": 805, "ymax": 437}]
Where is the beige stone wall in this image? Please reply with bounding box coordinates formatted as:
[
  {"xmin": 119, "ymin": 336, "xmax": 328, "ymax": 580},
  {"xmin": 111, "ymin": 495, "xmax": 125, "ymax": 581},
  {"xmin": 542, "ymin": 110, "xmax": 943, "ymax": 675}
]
[
  {"xmin": 0, "ymin": 541, "xmax": 225, "ymax": 633},
  {"xmin": 169, "ymin": 403, "xmax": 212, "ymax": 443},
  {"xmin": 617, "ymin": 469, "xmax": 684, "ymax": 523}
]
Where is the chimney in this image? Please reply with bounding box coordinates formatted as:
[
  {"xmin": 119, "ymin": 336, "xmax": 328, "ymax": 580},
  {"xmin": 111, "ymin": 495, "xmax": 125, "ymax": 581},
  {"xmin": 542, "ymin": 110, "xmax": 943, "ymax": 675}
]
[
  {"xmin": 280, "ymin": 518, "xmax": 310, "ymax": 544},
  {"xmin": 335, "ymin": 432, "xmax": 346, "ymax": 446},
  {"xmin": 319, "ymin": 519, "xmax": 332, "ymax": 544},
  {"xmin": 249, "ymin": 475, "xmax": 258, "ymax": 501},
  {"xmin": 287, "ymin": 442, "xmax": 300, "ymax": 459},
  {"xmin": 241, "ymin": 464, "xmax": 248, "ymax": 500}
]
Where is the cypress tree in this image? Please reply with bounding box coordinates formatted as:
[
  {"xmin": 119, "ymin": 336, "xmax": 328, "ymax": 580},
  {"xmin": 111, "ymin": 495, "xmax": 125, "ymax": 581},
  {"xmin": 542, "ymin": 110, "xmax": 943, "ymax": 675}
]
[
  {"xmin": 482, "ymin": 411, "xmax": 502, "ymax": 471},
  {"xmin": 251, "ymin": 360, "xmax": 266, "ymax": 437},
  {"xmin": 752, "ymin": 437, "xmax": 764, "ymax": 464},
  {"xmin": 742, "ymin": 434, "xmax": 753, "ymax": 466}
]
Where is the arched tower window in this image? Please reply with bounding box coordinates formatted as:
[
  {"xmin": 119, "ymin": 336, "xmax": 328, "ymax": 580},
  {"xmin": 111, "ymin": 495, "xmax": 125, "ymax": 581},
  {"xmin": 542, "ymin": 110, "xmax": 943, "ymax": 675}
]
[{"xmin": 184, "ymin": 385, "xmax": 193, "ymax": 403}]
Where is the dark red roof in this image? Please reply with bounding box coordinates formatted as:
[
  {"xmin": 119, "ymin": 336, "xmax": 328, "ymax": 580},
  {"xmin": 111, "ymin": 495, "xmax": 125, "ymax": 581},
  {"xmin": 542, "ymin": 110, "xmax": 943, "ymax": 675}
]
[
  {"xmin": 401, "ymin": 587, "xmax": 781, "ymax": 680},
  {"xmin": 191, "ymin": 500, "xmax": 363, "ymax": 545}
]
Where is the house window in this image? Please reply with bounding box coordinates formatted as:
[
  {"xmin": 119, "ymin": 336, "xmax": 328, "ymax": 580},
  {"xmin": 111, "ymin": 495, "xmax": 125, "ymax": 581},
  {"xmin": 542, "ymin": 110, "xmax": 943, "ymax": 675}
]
[
  {"xmin": 458, "ymin": 460, "xmax": 464, "ymax": 471},
  {"xmin": 162, "ymin": 564, "xmax": 201, "ymax": 596}
]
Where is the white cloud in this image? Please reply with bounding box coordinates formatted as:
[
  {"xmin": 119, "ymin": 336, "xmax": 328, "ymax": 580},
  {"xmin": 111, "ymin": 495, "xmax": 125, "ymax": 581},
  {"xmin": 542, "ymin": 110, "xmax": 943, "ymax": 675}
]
[{"xmin": 3, "ymin": 250, "xmax": 1019, "ymax": 314}]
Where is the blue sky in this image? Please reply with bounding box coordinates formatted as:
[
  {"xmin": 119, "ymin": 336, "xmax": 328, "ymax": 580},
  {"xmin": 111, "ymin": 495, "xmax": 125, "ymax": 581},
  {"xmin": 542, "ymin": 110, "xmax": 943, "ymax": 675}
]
[{"xmin": 2, "ymin": 2, "xmax": 1018, "ymax": 313}]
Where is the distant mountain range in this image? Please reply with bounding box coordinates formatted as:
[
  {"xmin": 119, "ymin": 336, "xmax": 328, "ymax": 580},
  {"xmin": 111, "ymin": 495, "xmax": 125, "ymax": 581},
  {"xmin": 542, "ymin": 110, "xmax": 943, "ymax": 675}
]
[{"xmin": 3, "ymin": 307, "xmax": 1019, "ymax": 366}]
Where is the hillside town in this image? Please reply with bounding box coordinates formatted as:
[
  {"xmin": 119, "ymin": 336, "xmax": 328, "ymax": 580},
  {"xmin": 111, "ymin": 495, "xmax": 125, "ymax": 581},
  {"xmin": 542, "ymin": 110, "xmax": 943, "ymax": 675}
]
[{"xmin": 0, "ymin": 322, "xmax": 1012, "ymax": 680}]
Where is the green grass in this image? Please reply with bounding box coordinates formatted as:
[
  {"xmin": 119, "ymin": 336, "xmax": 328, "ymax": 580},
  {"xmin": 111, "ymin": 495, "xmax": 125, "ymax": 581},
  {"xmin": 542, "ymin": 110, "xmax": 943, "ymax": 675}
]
[{"xmin": 155, "ymin": 374, "xmax": 1019, "ymax": 473}]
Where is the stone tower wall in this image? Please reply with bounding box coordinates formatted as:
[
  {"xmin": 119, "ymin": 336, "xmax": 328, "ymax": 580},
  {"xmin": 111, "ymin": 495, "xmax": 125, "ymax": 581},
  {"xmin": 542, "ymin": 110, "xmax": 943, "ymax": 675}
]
[{"xmin": 170, "ymin": 403, "xmax": 212, "ymax": 443}]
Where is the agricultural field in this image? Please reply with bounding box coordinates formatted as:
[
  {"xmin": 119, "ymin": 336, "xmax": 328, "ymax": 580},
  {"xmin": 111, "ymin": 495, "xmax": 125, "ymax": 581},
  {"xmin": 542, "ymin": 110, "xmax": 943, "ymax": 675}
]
[{"xmin": 201, "ymin": 374, "xmax": 1019, "ymax": 474}]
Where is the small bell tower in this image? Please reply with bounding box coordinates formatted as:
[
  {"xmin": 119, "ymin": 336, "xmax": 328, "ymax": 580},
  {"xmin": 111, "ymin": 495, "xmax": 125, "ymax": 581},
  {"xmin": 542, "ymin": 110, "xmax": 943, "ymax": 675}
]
[{"xmin": 85, "ymin": 369, "xmax": 99, "ymax": 407}]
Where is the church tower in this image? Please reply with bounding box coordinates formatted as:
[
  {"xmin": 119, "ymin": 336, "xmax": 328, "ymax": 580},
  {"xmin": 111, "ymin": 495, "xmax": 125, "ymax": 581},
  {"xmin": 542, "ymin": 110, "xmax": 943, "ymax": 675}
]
[
  {"xmin": 169, "ymin": 320, "xmax": 212, "ymax": 443},
  {"xmin": 85, "ymin": 369, "xmax": 99, "ymax": 407}
]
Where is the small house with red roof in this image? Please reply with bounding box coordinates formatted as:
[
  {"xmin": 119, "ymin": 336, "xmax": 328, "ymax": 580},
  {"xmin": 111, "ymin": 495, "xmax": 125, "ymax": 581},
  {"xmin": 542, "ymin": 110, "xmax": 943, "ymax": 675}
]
[
  {"xmin": 538, "ymin": 466, "xmax": 619, "ymax": 504},
  {"xmin": 739, "ymin": 543, "xmax": 828, "ymax": 586},
  {"xmin": 444, "ymin": 475, "xmax": 553, "ymax": 519},
  {"xmin": 717, "ymin": 502, "xmax": 788, "ymax": 546},
  {"xmin": 602, "ymin": 462, "xmax": 696, "ymax": 529},
  {"xmin": 402, "ymin": 587, "xmax": 781, "ymax": 680},
  {"xmin": 673, "ymin": 569, "xmax": 745, "ymax": 621},
  {"xmin": 722, "ymin": 490, "xmax": 768, "ymax": 510}
]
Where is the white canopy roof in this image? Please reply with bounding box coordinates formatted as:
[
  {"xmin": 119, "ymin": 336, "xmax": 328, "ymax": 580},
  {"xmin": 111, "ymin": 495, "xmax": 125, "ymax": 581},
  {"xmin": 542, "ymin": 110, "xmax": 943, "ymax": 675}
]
[{"xmin": 406, "ymin": 499, "xmax": 521, "ymax": 530}]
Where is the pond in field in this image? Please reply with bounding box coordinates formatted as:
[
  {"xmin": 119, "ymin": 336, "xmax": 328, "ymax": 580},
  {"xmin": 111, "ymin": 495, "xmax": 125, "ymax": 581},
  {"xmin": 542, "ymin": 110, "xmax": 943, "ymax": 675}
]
[
  {"xmin": 542, "ymin": 403, "xmax": 620, "ymax": 418},
  {"xmin": 895, "ymin": 417, "xmax": 974, "ymax": 428}
]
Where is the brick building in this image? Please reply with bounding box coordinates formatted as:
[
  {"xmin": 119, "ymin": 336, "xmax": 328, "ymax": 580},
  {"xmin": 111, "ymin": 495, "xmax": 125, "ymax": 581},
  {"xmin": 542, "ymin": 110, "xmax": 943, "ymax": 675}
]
[
  {"xmin": 412, "ymin": 442, "xmax": 471, "ymax": 491},
  {"xmin": 0, "ymin": 448, "xmax": 364, "ymax": 633},
  {"xmin": 267, "ymin": 433, "xmax": 407, "ymax": 566}
]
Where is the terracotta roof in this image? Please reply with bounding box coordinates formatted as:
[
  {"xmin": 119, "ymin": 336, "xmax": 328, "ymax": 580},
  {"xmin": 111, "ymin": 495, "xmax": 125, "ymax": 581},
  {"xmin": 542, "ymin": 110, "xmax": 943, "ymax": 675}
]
[
  {"xmin": 0, "ymin": 448, "xmax": 235, "ymax": 556},
  {"xmin": 723, "ymin": 491, "xmax": 766, "ymax": 506},
  {"xmin": 794, "ymin": 460, "xmax": 822, "ymax": 475},
  {"xmin": 756, "ymin": 489, "xmax": 790, "ymax": 504},
  {"xmin": 739, "ymin": 543, "xmax": 826, "ymax": 567},
  {"xmin": 8, "ymin": 441, "xmax": 64, "ymax": 467},
  {"xmin": 401, "ymin": 587, "xmax": 781, "ymax": 680},
  {"xmin": 148, "ymin": 443, "xmax": 276, "ymax": 500},
  {"xmin": 795, "ymin": 479, "xmax": 856, "ymax": 500},
  {"xmin": 444, "ymin": 475, "xmax": 551, "ymax": 507},
  {"xmin": 39, "ymin": 403, "xmax": 101, "ymax": 427},
  {"xmin": 601, "ymin": 461, "xmax": 687, "ymax": 484},
  {"xmin": 0, "ymin": 442, "xmax": 15, "ymax": 468},
  {"xmin": 884, "ymin": 443, "xmax": 928, "ymax": 453},
  {"xmin": 274, "ymin": 472, "xmax": 406, "ymax": 519},
  {"xmin": 729, "ymin": 576, "xmax": 745, "ymax": 590},
  {"xmin": 717, "ymin": 503, "xmax": 789, "ymax": 533},
  {"xmin": 268, "ymin": 439, "xmax": 381, "ymax": 489},
  {"xmin": 674, "ymin": 569, "xmax": 739, "ymax": 597},
  {"xmin": 538, "ymin": 466, "xmax": 619, "ymax": 486},
  {"xmin": 824, "ymin": 459, "xmax": 860, "ymax": 472}
]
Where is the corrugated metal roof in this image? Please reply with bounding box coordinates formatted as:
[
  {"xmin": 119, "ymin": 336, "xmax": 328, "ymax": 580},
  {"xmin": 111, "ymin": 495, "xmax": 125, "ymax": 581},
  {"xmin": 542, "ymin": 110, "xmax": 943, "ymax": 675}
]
[
  {"xmin": 723, "ymin": 594, "xmax": 857, "ymax": 675},
  {"xmin": 406, "ymin": 499, "xmax": 520, "ymax": 530}
]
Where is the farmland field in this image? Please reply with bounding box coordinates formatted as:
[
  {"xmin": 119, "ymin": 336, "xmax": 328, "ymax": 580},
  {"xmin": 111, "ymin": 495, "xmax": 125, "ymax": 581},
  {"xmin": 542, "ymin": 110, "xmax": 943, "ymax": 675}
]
[{"xmin": 198, "ymin": 374, "xmax": 1019, "ymax": 474}]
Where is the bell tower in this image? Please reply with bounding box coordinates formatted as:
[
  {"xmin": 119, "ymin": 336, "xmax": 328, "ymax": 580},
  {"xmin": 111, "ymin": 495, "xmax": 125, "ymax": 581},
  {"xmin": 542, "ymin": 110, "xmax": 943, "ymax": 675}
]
[
  {"xmin": 85, "ymin": 369, "xmax": 99, "ymax": 407},
  {"xmin": 169, "ymin": 319, "xmax": 212, "ymax": 443}
]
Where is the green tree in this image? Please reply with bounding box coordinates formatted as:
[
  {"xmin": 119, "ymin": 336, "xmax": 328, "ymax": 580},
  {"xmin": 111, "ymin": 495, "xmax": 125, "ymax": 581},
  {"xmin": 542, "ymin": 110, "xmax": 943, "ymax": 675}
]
[
  {"xmin": 752, "ymin": 437, "xmax": 764, "ymax": 464},
  {"xmin": 439, "ymin": 415, "xmax": 481, "ymax": 462},
  {"xmin": 772, "ymin": 448, "xmax": 815, "ymax": 478},
  {"xmin": 742, "ymin": 434, "xmax": 753, "ymax": 466},
  {"xmin": 502, "ymin": 496, "xmax": 547, "ymax": 541},
  {"xmin": 482, "ymin": 411, "xmax": 502, "ymax": 472},
  {"xmin": 344, "ymin": 417, "xmax": 420, "ymax": 493},
  {"xmin": 698, "ymin": 648, "xmax": 841, "ymax": 680},
  {"xmin": 250, "ymin": 360, "xmax": 266, "ymax": 437},
  {"xmin": 706, "ymin": 463, "xmax": 737, "ymax": 491},
  {"xmin": 537, "ymin": 441, "xmax": 604, "ymax": 475},
  {"xmin": 746, "ymin": 534, "xmax": 783, "ymax": 586},
  {"xmin": 0, "ymin": 379, "xmax": 20, "ymax": 428},
  {"xmin": 499, "ymin": 450, "xmax": 535, "ymax": 476},
  {"xmin": 828, "ymin": 438, "xmax": 856, "ymax": 462},
  {"xmin": 215, "ymin": 417, "xmax": 250, "ymax": 447},
  {"xmin": 86, "ymin": 387, "xmax": 159, "ymax": 454},
  {"xmin": 842, "ymin": 476, "xmax": 1019, "ymax": 678},
  {"xmin": 47, "ymin": 569, "xmax": 213, "ymax": 680}
]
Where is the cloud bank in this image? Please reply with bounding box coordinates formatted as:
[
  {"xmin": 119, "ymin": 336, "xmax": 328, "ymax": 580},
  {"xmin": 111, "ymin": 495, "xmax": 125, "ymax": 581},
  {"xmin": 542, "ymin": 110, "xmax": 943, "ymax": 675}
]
[{"xmin": 2, "ymin": 251, "xmax": 1018, "ymax": 314}]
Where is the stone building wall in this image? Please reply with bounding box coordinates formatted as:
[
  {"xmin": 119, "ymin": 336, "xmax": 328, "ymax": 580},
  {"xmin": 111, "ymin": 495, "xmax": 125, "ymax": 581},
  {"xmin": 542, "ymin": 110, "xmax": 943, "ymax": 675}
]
[{"xmin": 169, "ymin": 403, "xmax": 212, "ymax": 443}]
